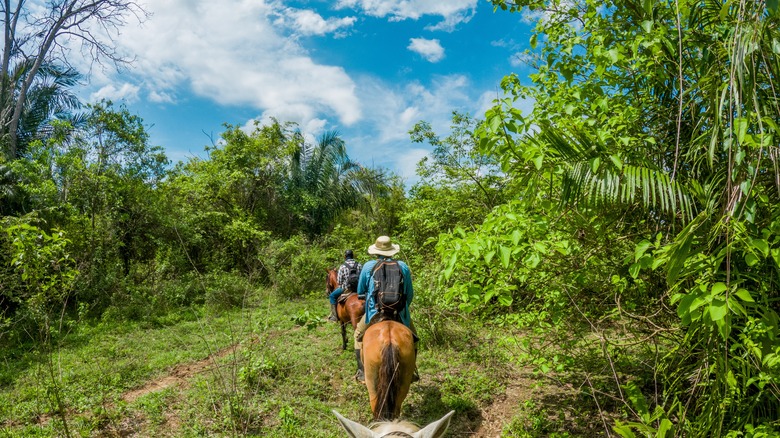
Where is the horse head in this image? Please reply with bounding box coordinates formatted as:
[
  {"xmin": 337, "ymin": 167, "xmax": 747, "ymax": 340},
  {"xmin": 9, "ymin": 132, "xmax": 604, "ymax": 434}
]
[
  {"xmin": 333, "ymin": 410, "xmax": 454, "ymax": 438},
  {"xmin": 327, "ymin": 268, "xmax": 338, "ymax": 294}
]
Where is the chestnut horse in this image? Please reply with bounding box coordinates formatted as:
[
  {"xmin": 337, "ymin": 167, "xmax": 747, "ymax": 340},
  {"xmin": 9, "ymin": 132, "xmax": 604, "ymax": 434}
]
[
  {"xmin": 333, "ymin": 409, "xmax": 454, "ymax": 437},
  {"xmin": 327, "ymin": 268, "xmax": 366, "ymax": 350},
  {"xmin": 362, "ymin": 320, "xmax": 416, "ymax": 420}
]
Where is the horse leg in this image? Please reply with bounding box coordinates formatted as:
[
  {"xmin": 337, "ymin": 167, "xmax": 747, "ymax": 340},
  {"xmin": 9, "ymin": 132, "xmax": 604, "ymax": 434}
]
[{"xmin": 341, "ymin": 322, "xmax": 347, "ymax": 350}]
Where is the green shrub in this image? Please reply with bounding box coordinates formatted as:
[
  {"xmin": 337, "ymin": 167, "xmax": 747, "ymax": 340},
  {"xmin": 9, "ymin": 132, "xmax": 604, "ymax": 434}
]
[{"xmin": 260, "ymin": 235, "xmax": 330, "ymax": 299}]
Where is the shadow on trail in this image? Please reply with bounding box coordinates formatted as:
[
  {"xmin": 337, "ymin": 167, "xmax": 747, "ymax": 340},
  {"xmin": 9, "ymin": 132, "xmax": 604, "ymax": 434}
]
[{"xmin": 410, "ymin": 383, "xmax": 484, "ymax": 436}]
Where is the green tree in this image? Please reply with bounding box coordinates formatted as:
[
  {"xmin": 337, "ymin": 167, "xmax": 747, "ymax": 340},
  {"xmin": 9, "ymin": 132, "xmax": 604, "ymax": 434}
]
[
  {"xmin": 463, "ymin": 0, "xmax": 780, "ymax": 434},
  {"xmin": 402, "ymin": 112, "xmax": 507, "ymax": 265}
]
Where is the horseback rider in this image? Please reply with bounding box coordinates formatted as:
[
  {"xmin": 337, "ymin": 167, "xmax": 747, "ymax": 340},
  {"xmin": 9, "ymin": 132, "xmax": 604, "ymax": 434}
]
[
  {"xmin": 327, "ymin": 249, "xmax": 363, "ymax": 322},
  {"xmin": 353, "ymin": 236, "xmax": 418, "ymax": 383}
]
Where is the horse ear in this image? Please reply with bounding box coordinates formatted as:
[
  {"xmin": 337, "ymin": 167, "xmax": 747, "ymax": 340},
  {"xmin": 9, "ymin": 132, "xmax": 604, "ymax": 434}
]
[
  {"xmin": 414, "ymin": 410, "xmax": 454, "ymax": 438},
  {"xmin": 332, "ymin": 410, "xmax": 375, "ymax": 438}
]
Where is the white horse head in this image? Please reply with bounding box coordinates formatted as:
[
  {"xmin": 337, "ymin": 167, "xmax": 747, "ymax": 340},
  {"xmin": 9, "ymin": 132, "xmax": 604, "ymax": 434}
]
[{"xmin": 333, "ymin": 410, "xmax": 454, "ymax": 438}]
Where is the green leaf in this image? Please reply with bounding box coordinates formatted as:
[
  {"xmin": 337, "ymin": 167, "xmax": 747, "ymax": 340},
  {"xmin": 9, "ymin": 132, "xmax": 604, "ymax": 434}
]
[
  {"xmin": 609, "ymin": 154, "xmax": 623, "ymax": 170},
  {"xmin": 711, "ymin": 282, "xmax": 728, "ymax": 296},
  {"xmin": 634, "ymin": 240, "xmax": 652, "ymax": 262},
  {"xmin": 667, "ymin": 226, "xmax": 694, "ymax": 285},
  {"xmin": 709, "ymin": 299, "xmax": 728, "ymax": 321},
  {"xmin": 607, "ymin": 48, "xmax": 620, "ymax": 64},
  {"xmin": 524, "ymin": 252, "xmax": 541, "ymax": 268},
  {"xmin": 533, "ymin": 154, "xmax": 543, "ymax": 170},
  {"xmin": 530, "ymin": 33, "xmax": 538, "ymax": 49},
  {"xmin": 443, "ymin": 253, "xmax": 457, "ymax": 280},
  {"xmin": 734, "ymin": 117, "xmax": 748, "ymax": 143},
  {"xmin": 657, "ymin": 419, "xmax": 673, "ymax": 437},
  {"xmin": 499, "ymin": 245, "xmax": 511, "ymax": 268},
  {"xmin": 677, "ymin": 293, "xmax": 696, "ymax": 325},
  {"xmin": 629, "ymin": 262, "xmax": 641, "ymax": 279},
  {"xmin": 773, "ymin": 38, "xmax": 780, "ymax": 54},
  {"xmin": 612, "ymin": 421, "xmax": 637, "ymax": 438},
  {"xmin": 726, "ymin": 370, "xmax": 737, "ymax": 388},
  {"xmin": 591, "ymin": 157, "xmax": 601, "ymax": 173},
  {"xmin": 642, "ymin": 0, "xmax": 653, "ymax": 16},
  {"xmin": 750, "ymin": 238, "xmax": 769, "ymax": 257},
  {"xmin": 511, "ymin": 230, "xmax": 521, "ymax": 245},
  {"xmin": 734, "ymin": 288, "xmax": 754, "ymax": 302}
]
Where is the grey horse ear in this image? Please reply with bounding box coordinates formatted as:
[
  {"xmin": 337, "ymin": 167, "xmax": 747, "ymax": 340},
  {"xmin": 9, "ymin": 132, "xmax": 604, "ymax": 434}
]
[
  {"xmin": 333, "ymin": 410, "xmax": 374, "ymax": 438},
  {"xmin": 415, "ymin": 410, "xmax": 455, "ymax": 438}
]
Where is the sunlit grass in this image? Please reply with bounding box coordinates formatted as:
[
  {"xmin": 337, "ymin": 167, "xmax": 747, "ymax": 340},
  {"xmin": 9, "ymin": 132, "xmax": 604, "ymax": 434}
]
[{"xmin": 0, "ymin": 287, "xmax": 614, "ymax": 436}]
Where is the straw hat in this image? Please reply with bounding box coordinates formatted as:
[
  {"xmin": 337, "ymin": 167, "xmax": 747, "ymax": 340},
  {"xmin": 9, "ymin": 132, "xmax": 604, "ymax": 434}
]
[{"xmin": 367, "ymin": 235, "xmax": 400, "ymax": 257}]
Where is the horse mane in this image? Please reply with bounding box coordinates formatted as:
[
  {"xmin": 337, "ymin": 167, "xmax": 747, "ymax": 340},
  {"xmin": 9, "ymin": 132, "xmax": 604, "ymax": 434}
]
[
  {"xmin": 369, "ymin": 419, "xmax": 420, "ymax": 435},
  {"xmin": 375, "ymin": 343, "xmax": 403, "ymax": 420}
]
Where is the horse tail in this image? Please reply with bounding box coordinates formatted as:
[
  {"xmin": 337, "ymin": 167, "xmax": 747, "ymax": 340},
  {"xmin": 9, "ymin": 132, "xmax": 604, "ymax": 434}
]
[{"xmin": 375, "ymin": 343, "xmax": 402, "ymax": 420}]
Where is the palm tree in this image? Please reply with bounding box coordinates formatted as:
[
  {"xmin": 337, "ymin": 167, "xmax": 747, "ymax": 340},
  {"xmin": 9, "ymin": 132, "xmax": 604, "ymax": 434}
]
[
  {"xmin": 0, "ymin": 161, "xmax": 22, "ymax": 215},
  {"xmin": 286, "ymin": 130, "xmax": 380, "ymax": 236},
  {"xmin": 1, "ymin": 60, "xmax": 83, "ymax": 156}
]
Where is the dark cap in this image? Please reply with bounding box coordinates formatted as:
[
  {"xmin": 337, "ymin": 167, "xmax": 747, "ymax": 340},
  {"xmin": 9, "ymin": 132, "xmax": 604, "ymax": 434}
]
[{"xmin": 345, "ymin": 249, "xmax": 354, "ymax": 259}]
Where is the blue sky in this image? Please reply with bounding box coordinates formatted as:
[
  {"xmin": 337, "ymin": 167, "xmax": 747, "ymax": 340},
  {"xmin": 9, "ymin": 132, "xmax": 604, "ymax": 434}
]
[{"xmin": 80, "ymin": 0, "xmax": 535, "ymax": 184}]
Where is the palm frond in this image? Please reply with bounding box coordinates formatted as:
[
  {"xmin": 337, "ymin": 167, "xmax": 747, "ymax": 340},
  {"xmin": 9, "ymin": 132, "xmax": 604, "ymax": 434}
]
[{"xmin": 530, "ymin": 123, "xmax": 696, "ymax": 221}]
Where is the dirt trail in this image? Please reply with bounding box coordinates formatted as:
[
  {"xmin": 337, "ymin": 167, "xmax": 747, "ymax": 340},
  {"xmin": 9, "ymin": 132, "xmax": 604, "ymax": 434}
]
[
  {"xmin": 471, "ymin": 382, "xmax": 527, "ymax": 437},
  {"xmin": 121, "ymin": 342, "xmax": 240, "ymax": 403},
  {"xmin": 470, "ymin": 367, "xmax": 537, "ymax": 437}
]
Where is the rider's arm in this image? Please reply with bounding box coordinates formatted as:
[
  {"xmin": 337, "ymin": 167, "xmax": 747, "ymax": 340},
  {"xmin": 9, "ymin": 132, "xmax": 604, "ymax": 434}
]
[
  {"xmin": 401, "ymin": 262, "xmax": 413, "ymax": 305},
  {"xmin": 357, "ymin": 262, "xmax": 372, "ymax": 298}
]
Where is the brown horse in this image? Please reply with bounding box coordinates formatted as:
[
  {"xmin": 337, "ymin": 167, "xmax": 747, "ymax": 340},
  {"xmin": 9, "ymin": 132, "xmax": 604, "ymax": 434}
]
[
  {"xmin": 327, "ymin": 268, "xmax": 366, "ymax": 350},
  {"xmin": 362, "ymin": 320, "xmax": 416, "ymax": 421},
  {"xmin": 333, "ymin": 409, "xmax": 454, "ymax": 437}
]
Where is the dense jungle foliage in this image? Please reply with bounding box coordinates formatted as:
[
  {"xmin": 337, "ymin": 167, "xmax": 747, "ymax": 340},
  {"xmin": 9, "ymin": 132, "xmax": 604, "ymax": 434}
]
[{"xmin": 2, "ymin": 0, "xmax": 780, "ymax": 436}]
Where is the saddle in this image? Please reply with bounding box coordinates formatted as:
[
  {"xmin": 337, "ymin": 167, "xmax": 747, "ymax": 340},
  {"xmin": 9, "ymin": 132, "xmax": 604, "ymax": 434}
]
[
  {"xmin": 337, "ymin": 292, "xmax": 356, "ymax": 304},
  {"xmin": 359, "ymin": 313, "xmax": 420, "ymax": 343}
]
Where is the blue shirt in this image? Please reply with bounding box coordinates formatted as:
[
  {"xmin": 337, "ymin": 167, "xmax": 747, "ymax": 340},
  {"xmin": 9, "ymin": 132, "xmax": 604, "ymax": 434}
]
[{"xmin": 357, "ymin": 257, "xmax": 414, "ymax": 328}]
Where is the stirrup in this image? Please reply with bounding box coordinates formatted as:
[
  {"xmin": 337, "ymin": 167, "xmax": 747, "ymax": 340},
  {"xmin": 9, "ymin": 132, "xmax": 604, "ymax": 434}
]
[
  {"xmin": 328, "ymin": 314, "xmax": 338, "ymax": 322},
  {"xmin": 355, "ymin": 369, "xmax": 365, "ymax": 383}
]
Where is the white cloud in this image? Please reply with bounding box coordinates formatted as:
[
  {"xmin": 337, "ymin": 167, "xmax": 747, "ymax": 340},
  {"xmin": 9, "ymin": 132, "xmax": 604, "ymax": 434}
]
[
  {"xmin": 510, "ymin": 51, "xmax": 532, "ymax": 67},
  {"xmin": 336, "ymin": 0, "xmax": 477, "ymax": 31},
  {"xmin": 522, "ymin": 0, "xmax": 582, "ymax": 28},
  {"xmin": 90, "ymin": 83, "xmax": 140, "ymax": 102},
  {"xmin": 341, "ymin": 73, "xmax": 480, "ymax": 183},
  {"xmin": 85, "ymin": 0, "xmax": 361, "ymax": 127},
  {"xmin": 407, "ymin": 38, "xmax": 445, "ymax": 63},
  {"xmin": 395, "ymin": 147, "xmax": 430, "ymax": 182},
  {"xmin": 148, "ymin": 89, "xmax": 175, "ymax": 104},
  {"xmin": 277, "ymin": 8, "xmax": 357, "ymax": 36}
]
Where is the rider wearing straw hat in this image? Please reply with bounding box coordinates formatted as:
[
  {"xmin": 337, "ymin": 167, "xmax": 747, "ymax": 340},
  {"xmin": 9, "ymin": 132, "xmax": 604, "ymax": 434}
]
[{"xmin": 352, "ymin": 235, "xmax": 418, "ymax": 383}]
